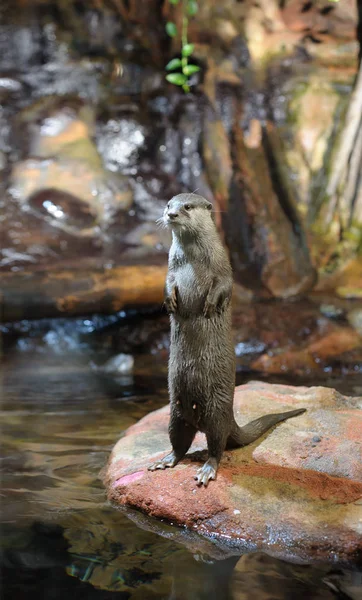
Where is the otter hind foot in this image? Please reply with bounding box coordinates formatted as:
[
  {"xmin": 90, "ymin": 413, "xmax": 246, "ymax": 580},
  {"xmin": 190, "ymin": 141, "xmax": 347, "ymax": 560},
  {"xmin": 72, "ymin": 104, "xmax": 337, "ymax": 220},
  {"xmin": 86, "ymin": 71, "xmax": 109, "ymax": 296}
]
[
  {"xmin": 148, "ymin": 452, "xmax": 179, "ymax": 471},
  {"xmin": 195, "ymin": 458, "xmax": 218, "ymax": 487}
]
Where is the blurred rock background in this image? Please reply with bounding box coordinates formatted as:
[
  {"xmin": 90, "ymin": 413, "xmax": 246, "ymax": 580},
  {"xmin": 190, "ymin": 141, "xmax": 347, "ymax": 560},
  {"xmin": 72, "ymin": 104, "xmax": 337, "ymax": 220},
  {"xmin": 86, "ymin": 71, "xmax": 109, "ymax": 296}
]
[{"xmin": 1, "ymin": 0, "xmax": 361, "ymax": 377}]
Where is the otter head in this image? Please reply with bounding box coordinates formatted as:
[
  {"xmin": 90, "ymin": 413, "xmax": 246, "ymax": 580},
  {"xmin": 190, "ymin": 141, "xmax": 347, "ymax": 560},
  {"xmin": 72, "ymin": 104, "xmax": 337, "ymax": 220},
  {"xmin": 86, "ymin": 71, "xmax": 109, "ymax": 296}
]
[{"xmin": 163, "ymin": 193, "xmax": 213, "ymax": 234}]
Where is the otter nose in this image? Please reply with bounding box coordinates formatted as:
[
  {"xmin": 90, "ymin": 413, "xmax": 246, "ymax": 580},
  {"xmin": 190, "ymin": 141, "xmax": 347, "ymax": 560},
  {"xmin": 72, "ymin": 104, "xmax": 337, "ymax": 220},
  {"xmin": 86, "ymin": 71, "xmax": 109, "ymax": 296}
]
[{"xmin": 168, "ymin": 211, "xmax": 179, "ymax": 219}]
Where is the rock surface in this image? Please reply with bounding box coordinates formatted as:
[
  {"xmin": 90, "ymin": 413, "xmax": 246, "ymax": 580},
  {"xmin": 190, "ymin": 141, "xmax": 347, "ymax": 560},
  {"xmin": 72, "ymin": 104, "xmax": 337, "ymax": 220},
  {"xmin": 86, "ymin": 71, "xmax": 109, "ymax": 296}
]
[
  {"xmin": 1, "ymin": 0, "xmax": 360, "ymax": 320},
  {"xmin": 105, "ymin": 381, "xmax": 362, "ymax": 565}
]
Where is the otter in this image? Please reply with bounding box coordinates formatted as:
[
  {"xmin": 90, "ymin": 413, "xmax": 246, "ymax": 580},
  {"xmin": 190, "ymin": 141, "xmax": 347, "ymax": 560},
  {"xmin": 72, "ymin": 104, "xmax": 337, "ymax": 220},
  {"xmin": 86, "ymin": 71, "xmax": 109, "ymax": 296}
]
[{"xmin": 148, "ymin": 193, "xmax": 305, "ymax": 486}]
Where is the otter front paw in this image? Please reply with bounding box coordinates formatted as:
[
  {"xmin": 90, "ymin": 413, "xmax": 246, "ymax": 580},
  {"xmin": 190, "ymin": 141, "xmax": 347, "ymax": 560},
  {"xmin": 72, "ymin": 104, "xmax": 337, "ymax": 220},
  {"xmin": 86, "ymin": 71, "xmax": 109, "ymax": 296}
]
[
  {"xmin": 194, "ymin": 459, "xmax": 217, "ymax": 486},
  {"xmin": 165, "ymin": 286, "xmax": 178, "ymax": 314},
  {"xmin": 203, "ymin": 300, "xmax": 216, "ymax": 319},
  {"xmin": 148, "ymin": 452, "xmax": 179, "ymax": 471}
]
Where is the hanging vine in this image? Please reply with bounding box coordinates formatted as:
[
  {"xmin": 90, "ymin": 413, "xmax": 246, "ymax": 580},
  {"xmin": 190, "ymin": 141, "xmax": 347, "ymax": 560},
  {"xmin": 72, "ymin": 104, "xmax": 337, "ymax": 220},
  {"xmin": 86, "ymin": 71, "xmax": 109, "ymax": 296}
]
[{"xmin": 164, "ymin": 0, "xmax": 199, "ymax": 93}]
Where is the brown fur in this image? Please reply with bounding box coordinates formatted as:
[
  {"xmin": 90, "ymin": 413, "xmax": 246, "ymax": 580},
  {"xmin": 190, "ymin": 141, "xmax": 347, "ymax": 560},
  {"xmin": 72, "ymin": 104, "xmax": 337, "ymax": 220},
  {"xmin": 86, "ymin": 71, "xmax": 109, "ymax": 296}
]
[{"xmin": 149, "ymin": 194, "xmax": 305, "ymax": 486}]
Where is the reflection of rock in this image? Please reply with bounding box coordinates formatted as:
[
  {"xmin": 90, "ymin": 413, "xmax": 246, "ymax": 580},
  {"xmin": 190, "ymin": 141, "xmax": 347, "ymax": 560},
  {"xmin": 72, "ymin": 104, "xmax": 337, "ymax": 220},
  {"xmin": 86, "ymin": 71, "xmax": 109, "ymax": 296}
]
[
  {"xmin": 230, "ymin": 552, "xmax": 336, "ymax": 600},
  {"xmin": 105, "ymin": 381, "xmax": 362, "ymax": 565},
  {"xmin": 61, "ymin": 508, "xmax": 237, "ymax": 596}
]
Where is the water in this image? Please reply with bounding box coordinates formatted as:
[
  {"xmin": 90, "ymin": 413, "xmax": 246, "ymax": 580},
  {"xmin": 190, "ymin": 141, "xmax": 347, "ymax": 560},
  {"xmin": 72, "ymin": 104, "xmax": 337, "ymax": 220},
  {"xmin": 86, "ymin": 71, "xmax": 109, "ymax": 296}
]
[{"xmin": 1, "ymin": 329, "xmax": 362, "ymax": 599}]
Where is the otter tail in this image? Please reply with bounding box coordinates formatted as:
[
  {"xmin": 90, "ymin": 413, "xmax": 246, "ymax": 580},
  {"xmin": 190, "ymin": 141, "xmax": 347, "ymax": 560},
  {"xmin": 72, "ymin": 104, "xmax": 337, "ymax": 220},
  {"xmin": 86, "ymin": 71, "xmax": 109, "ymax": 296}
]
[{"xmin": 226, "ymin": 408, "xmax": 306, "ymax": 449}]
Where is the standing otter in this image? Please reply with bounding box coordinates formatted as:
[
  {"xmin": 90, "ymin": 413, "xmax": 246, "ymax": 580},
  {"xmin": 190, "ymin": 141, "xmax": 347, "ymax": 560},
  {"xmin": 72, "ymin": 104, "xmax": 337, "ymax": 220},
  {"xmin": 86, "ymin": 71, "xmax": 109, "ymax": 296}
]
[{"xmin": 149, "ymin": 193, "xmax": 305, "ymax": 486}]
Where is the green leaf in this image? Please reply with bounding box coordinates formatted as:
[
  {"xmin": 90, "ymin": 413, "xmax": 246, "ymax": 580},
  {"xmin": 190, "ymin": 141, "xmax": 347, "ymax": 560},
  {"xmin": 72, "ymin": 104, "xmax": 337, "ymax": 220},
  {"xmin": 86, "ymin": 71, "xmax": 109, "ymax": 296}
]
[
  {"xmin": 187, "ymin": 0, "xmax": 198, "ymax": 16},
  {"xmin": 165, "ymin": 22, "xmax": 177, "ymax": 37},
  {"xmin": 169, "ymin": 0, "xmax": 179, "ymax": 4},
  {"xmin": 165, "ymin": 58, "xmax": 183, "ymax": 71},
  {"xmin": 182, "ymin": 43, "xmax": 194, "ymax": 57},
  {"xmin": 183, "ymin": 64, "xmax": 200, "ymax": 76},
  {"xmin": 166, "ymin": 73, "xmax": 187, "ymax": 86}
]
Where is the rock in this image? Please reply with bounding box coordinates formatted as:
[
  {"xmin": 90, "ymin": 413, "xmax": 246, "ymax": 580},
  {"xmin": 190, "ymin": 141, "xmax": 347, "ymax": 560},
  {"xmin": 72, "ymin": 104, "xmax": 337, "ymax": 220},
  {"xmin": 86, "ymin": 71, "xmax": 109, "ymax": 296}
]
[
  {"xmin": 347, "ymin": 307, "xmax": 362, "ymax": 344},
  {"xmin": 228, "ymin": 125, "xmax": 317, "ymax": 298},
  {"xmin": 98, "ymin": 353, "xmax": 134, "ymax": 374},
  {"xmin": 129, "ymin": 164, "xmax": 181, "ymax": 222},
  {"xmin": 316, "ymin": 258, "xmax": 362, "ymax": 295},
  {"xmin": 320, "ymin": 303, "xmax": 344, "ymax": 319},
  {"xmin": 252, "ymin": 322, "xmax": 362, "ymax": 376},
  {"xmin": 29, "ymin": 188, "xmax": 98, "ymax": 229},
  {"xmin": 9, "ymin": 96, "xmax": 133, "ymax": 237},
  {"xmin": 202, "ymin": 103, "xmax": 233, "ymax": 218},
  {"xmin": 288, "ymin": 77, "xmax": 340, "ymax": 174},
  {"xmin": 338, "ymin": 288, "xmax": 362, "ymax": 300},
  {"xmin": 1, "ymin": 0, "xmax": 361, "ymax": 314},
  {"xmin": 348, "ymin": 309, "xmax": 362, "ymax": 337},
  {"xmin": 105, "ymin": 381, "xmax": 362, "ymax": 565},
  {"xmin": 281, "ymin": 69, "xmax": 356, "ymax": 216},
  {"xmin": 9, "ymin": 157, "xmax": 132, "ymax": 236},
  {"xmin": 230, "ymin": 298, "xmax": 362, "ymax": 377},
  {"xmin": 0, "ymin": 149, "xmax": 5, "ymax": 170},
  {"xmin": 282, "ymin": 0, "xmax": 358, "ymax": 42},
  {"xmin": 1, "ymin": 265, "xmax": 168, "ymax": 321},
  {"xmin": 96, "ymin": 108, "xmax": 155, "ymax": 173},
  {"xmin": 15, "ymin": 95, "xmax": 96, "ymax": 156},
  {"xmin": 159, "ymin": 94, "xmax": 214, "ymax": 202}
]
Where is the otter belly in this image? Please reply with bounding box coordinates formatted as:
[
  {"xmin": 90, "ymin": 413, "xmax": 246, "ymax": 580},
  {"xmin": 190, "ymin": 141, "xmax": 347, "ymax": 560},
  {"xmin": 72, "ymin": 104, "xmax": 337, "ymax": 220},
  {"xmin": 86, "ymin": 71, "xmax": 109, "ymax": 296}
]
[
  {"xmin": 173, "ymin": 264, "xmax": 209, "ymax": 316},
  {"xmin": 169, "ymin": 314, "xmax": 235, "ymax": 413}
]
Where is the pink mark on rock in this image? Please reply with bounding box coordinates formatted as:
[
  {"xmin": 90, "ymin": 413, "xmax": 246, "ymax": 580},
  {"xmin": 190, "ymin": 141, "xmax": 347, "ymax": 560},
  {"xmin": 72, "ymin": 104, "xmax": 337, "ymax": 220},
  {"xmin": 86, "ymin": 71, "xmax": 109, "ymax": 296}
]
[{"xmin": 113, "ymin": 471, "xmax": 144, "ymax": 488}]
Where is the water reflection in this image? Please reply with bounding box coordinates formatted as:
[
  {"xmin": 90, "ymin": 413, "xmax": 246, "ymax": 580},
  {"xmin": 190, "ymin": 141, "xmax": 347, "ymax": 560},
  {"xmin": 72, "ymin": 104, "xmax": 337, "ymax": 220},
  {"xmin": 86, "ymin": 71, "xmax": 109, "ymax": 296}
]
[{"xmin": 1, "ymin": 334, "xmax": 361, "ymax": 599}]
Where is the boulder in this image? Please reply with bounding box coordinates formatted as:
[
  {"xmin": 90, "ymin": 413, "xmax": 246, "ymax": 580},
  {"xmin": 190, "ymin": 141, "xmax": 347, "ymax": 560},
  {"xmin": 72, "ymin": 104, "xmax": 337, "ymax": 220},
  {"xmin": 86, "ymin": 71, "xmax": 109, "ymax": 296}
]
[
  {"xmin": 105, "ymin": 381, "xmax": 362, "ymax": 565},
  {"xmin": 252, "ymin": 323, "xmax": 362, "ymax": 376},
  {"xmin": 10, "ymin": 96, "xmax": 133, "ymax": 237}
]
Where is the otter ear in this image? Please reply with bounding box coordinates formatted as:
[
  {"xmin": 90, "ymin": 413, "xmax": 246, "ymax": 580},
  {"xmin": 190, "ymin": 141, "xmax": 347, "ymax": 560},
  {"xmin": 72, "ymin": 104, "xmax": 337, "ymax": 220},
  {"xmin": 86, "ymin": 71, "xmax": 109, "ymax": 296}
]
[{"xmin": 206, "ymin": 202, "xmax": 212, "ymax": 210}]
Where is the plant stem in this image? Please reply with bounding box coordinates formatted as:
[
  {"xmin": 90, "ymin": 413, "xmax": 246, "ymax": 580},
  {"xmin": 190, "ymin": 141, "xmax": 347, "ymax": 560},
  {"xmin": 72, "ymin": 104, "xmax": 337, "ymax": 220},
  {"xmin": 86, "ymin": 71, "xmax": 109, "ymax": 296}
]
[{"xmin": 181, "ymin": 0, "xmax": 190, "ymax": 92}]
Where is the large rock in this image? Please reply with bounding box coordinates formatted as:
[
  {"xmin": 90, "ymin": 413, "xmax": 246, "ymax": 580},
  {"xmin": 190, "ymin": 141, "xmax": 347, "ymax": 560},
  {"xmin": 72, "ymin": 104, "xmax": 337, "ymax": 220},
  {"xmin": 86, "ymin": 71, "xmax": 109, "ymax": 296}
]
[
  {"xmin": 105, "ymin": 382, "xmax": 362, "ymax": 565},
  {"xmin": 252, "ymin": 321, "xmax": 362, "ymax": 375},
  {"xmin": 10, "ymin": 96, "xmax": 133, "ymax": 237}
]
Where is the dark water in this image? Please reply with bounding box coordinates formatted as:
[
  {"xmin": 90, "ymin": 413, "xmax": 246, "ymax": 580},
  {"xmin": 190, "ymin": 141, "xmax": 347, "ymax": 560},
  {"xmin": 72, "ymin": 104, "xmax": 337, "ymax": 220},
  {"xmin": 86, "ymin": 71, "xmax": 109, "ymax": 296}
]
[{"xmin": 1, "ymin": 322, "xmax": 362, "ymax": 600}]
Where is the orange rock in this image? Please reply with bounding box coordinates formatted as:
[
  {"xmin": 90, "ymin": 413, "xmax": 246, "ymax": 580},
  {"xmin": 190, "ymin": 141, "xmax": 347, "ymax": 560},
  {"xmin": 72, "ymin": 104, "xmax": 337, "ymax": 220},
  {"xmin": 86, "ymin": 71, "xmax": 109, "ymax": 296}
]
[
  {"xmin": 252, "ymin": 322, "xmax": 362, "ymax": 375},
  {"xmin": 1, "ymin": 264, "xmax": 168, "ymax": 321}
]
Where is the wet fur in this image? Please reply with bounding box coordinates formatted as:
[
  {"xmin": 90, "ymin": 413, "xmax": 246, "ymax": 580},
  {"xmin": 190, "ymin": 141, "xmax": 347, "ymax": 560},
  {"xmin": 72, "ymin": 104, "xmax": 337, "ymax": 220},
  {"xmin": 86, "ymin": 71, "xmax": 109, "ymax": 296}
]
[{"xmin": 149, "ymin": 193, "xmax": 305, "ymax": 486}]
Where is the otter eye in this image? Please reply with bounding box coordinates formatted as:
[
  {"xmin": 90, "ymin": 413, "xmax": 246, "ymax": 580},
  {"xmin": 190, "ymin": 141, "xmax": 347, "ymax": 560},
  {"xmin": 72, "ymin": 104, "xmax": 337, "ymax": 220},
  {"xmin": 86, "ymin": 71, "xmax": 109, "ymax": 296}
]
[{"xmin": 184, "ymin": 204, "xmax": 192, "ymax": 211}]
